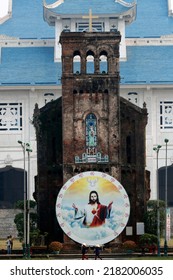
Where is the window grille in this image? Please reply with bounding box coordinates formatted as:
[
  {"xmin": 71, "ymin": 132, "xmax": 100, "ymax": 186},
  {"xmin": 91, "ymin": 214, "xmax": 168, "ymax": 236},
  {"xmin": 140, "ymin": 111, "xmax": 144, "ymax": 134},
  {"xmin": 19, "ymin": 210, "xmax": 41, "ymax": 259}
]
[
  {"xmin": 0, "ymin": 102, "xmax": 22, "ymax": 131},
  {"xmin": 76, "ymin": 22, "xmax": 104, "ymax": 32},
  {"xmin": 160, "ymin": 101, "xmax": 173, "ymax": 129}
]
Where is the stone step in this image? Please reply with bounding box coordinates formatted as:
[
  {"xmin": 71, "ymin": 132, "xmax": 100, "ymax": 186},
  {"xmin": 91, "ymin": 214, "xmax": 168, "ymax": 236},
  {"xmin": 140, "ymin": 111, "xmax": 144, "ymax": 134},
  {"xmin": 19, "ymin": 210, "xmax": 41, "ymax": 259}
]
[{"xmin": 0, "ymin": 209, "xmax": 21, "ymax": 239}]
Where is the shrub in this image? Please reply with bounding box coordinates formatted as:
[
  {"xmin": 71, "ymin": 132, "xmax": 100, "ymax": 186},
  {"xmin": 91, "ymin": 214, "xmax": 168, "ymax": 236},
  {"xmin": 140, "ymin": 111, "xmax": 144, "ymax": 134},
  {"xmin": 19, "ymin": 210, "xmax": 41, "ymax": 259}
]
[
  {"xmin": 14, "ymin": 200, "xmax": 37, "ymax": 242},
  {"xmin": 122, "ymin": 240, "xmax": 137, "ymax": 251},
  {"xmin": 144, "ymin": 200, "xmax": 165, "ymax": 236},
  {"xmin": 48, "ymin": 241, "xmax": 63, "ymax": 252},
  {"xmin": 139, "ymin": 233, "xmax": 157, "ymax": 248}
]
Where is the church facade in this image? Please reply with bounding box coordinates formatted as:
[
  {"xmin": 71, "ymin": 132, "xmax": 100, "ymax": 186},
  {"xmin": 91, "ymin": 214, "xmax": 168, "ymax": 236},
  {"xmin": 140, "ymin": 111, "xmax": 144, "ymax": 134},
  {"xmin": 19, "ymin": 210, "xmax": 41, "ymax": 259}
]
[
  {"xmin": 0, "ymin": 0, "xmax": 173, "ymax": 238},
  {"xmin": 33, "ymin": 30, "xmax": 148, "ymax": 243}
]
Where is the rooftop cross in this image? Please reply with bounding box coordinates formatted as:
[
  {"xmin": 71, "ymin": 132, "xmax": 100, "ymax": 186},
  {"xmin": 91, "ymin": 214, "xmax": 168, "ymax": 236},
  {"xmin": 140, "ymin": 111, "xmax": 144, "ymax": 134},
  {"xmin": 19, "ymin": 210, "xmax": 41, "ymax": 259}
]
[{"xmin": 82, "ymin": 9, "xmax": 98, "ymax": 32}]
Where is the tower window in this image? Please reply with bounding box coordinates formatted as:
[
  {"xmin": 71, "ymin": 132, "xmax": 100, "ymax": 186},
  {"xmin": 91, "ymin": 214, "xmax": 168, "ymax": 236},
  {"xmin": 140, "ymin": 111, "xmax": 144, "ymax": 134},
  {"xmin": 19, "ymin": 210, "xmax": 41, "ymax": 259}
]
[
  {"xmin": 86, "ymin": 113, "xmax": 97, "ymax": 155},
  {"xmin": 76, "ymin": 21, "xmax": 104, "ymax": 32},
  {"xmin": 86, "ymin": 51, "xmax": 95, "ymax": 74},
  {"xmin": 99, "ymin": 51, "xmax": 108, "ymax": 73},
  {"xmin": 73, "ymin": 52, "xmax": 81, "ymax": 74}
]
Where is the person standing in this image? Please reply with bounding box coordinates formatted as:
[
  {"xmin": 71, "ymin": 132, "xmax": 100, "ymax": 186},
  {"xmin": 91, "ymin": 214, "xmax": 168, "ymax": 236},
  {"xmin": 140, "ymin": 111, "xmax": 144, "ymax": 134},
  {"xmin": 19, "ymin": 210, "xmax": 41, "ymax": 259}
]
[
  {"xmin": 94, "ymin": 245, "xmax": 102, "ymax": 260},
  {"xmin": 81, "ymin": 243, "xmax": 88, "ymax": 260},
  {"xmin": 9, "ymin": 235, "xmax": 13, "ymax": 251},
  {"xmin": 6, "ymin": 236, "xmax": 11, "ymax": 254}
]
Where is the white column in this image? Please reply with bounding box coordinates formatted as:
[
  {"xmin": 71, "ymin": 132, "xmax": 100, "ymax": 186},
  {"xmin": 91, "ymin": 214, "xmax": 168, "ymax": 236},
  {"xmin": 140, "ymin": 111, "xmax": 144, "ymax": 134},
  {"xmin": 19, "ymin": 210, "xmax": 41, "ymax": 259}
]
[
  {"xmin": 118, "ymin": 19, "xmax": 126, "ymax": 61},
  {"xmin": 71, "ymin": 18, "xmax": 76, "ymax": 31},
  {"xmin": 55, "ymin": 19, "xmax": 62, "ymax": 62},
  {"xmin": 104, "ymin": 18, "xmax": 110, "ymax": 31}
]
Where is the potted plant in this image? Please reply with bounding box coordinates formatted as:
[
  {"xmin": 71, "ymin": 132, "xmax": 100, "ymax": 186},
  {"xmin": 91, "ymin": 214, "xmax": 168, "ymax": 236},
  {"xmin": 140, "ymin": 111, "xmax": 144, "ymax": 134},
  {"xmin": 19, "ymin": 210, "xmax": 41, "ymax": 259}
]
[
  {"xmin": 139, "ymin": 233, "xmax": 157, "ymax": 254},
  {"xmin": 48, "ymin": 241, "xmax": 63, "ymax": 254}
]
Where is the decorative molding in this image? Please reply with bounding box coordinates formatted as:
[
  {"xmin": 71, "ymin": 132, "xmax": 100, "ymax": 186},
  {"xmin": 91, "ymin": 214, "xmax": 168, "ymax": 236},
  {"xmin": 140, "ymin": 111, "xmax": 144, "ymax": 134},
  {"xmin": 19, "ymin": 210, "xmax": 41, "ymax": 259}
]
[
  {"xmin": 43, "ymin": 0, "xmax": 64, "ymax": 9},
  {"xmin": 0, "ymin": 14, "xmax": 12, "ymax": 25},
  {"xmin": 168, "ymin": 0, "xmax": 173, "ymax": 16},
  {"xmin": 0, "ymin": 34, "xmax": 18, "ymax": 40},
  {"xmin": 0, "ymin": 0, "xmax": 12, "ymax": 25},
  {"xmin": 115, "ymin": 0, "xmax": 136, "ymax": 8},
  {"xmin": 126, "ymin": 37, "xmax": 173, "ymax": 46},
  {"xmin": 161, "ymin": 34, "xmax": 173, "ymax": 38},
  {"xmin": 0, "ymin": 37, "xmax": 55, "ymax": 48},
  {"xmin": 4, "ymin": 154, "xmax": 13, "ymax": 166},
  {"xmin": 75, "ymin": 153, "xmax": 109, "ymax": 164}
]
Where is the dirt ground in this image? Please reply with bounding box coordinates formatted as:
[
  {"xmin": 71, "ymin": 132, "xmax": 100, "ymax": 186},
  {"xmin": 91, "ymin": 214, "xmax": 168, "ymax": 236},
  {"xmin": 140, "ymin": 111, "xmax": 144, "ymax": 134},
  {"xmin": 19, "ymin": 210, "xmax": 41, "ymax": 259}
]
[{"xmin": 0, "ymin": 239, "xmax": 22, "ymax": 250}]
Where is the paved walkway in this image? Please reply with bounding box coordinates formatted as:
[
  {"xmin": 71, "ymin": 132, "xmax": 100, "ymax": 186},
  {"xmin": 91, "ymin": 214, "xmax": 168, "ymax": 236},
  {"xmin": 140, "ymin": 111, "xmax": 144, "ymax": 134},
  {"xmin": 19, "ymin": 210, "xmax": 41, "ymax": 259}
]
[{"xmin": 1, "ymin": 252, "xmax": 173, "ymax": 260}]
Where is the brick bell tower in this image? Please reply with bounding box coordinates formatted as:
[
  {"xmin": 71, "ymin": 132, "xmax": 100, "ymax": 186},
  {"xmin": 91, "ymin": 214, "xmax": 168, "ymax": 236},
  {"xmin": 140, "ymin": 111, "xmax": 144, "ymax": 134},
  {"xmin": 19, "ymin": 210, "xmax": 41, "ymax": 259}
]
[{"xmin": 60, "ymin": 31, "xmax": 121, "ymax": 183}]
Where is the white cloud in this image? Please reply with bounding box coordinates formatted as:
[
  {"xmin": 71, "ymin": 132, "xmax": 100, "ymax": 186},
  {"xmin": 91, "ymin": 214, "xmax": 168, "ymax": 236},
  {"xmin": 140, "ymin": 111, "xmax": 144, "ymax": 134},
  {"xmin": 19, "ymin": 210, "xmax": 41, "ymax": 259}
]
[{"xmin": 61, "ymin": 205, "xmax": 123, "ymax": 243}]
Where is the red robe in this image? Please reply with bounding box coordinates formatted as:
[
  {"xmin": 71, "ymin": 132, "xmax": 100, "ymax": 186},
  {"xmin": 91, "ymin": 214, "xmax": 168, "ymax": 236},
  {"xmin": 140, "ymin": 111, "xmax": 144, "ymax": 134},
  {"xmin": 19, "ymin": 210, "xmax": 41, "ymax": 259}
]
[{"xmin": 89, "ymin": 204, "xmax": 107, "ymax": 227}]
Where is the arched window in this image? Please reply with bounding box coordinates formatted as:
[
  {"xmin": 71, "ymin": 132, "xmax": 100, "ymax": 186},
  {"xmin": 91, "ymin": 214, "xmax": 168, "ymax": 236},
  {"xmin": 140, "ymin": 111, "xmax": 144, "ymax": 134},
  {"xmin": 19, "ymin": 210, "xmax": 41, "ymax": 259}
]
[
  {"xmin": 86, "ymin": 50, "xmax": 95, "ymax": 74},
  {"xmin": 99, "ymin": 51, "xmax": 108, "ymax": 73},
  {"xmin": 86, "ymin": 113, "xmax": 97, "ymax": 155},
  {"xmin": 73, "ymin": 51, "xmax": 81, "ymax": 74}
]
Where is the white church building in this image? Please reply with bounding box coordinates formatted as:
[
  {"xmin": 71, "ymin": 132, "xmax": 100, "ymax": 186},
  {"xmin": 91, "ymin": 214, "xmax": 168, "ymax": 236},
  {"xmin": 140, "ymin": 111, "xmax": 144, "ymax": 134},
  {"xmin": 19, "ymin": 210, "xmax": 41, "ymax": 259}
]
[{"xmin": 0, "ymin": 0, "xmax": 173, "ymax": 236}]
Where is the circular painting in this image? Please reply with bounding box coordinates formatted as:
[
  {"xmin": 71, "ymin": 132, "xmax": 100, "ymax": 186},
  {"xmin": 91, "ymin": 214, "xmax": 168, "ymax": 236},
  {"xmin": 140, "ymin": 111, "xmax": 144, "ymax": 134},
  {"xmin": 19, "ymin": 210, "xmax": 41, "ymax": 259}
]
[{"xmin": 56, "ymin": 171, "xmax": 130, "ymax": 246}]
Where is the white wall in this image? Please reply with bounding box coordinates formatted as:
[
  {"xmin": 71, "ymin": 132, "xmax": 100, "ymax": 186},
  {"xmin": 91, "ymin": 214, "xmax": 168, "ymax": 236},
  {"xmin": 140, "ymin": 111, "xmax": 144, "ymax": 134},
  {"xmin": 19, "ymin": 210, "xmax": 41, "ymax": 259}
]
[
  {"xmin": 0, "ymin": 86, "xmax": 61, "ymax": 199},
  {"xmin": 120, "ymin": 85, "xmax": 173, "ymax": 200}
]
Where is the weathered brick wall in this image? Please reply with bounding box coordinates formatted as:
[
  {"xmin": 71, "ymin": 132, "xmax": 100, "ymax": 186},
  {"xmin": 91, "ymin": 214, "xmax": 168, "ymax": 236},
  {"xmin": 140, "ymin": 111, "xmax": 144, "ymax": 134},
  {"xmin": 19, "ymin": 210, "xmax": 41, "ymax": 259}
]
[
  {"xmin": 60, "ymin": 32, "xmax": 121, "ymax": 183},
  {"xmin": 120, "ymin": 97, "xmax": 148, "ymax": 238},
  {"xmin": 33, "ymin": 32, "xmax": 149, "ymax": 243},
  {"xmin": 33, "ymin": 99, "xmax": 63, "ymax": 242}
]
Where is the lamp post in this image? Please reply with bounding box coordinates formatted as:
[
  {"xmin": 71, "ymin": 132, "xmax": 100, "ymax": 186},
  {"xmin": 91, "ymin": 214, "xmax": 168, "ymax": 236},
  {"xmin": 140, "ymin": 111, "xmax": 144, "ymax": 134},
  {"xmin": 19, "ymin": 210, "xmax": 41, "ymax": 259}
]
[
  {"xmin": 153, "ymin": 144, "xmax": 162, "ymax": 256},
  {"xmin": 164, "ymin": 139, "xmax": 169, "ymax": 256},
  {"xmin": 18, "ymin": 141, "xmax": 32, "ymax": 258},
  {"xmin": 26, "ymin": 144, "xmax": 32, "ymax": 258},
  {"xmin": 18, "ymin": 140, "xmax": 27, "ymax": 257}
]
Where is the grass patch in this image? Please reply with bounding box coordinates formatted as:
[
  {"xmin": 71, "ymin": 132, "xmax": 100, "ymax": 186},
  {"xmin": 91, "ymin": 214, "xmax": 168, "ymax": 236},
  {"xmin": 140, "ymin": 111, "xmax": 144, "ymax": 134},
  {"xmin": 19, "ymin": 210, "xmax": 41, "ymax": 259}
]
[{"xmin": 132, "ymin": 256, "xmax": 173, "ymax": 260}]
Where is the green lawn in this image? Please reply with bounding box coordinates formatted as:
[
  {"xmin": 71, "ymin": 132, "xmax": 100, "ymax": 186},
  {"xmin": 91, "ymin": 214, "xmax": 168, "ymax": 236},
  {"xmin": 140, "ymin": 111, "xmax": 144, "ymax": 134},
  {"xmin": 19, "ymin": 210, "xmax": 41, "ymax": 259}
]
[{"xmin": 131, "ymin": 256, "xmax": 173, "ymax": 260}]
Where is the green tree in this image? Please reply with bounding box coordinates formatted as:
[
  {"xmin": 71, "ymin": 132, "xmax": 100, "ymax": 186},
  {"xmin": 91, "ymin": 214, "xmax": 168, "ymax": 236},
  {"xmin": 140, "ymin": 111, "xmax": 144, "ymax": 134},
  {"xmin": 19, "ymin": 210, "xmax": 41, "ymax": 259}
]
[
  {"xmin": 144, "ymin": 200, "xmax": 165, "ymax": 236},
  {"xmin": 14, "ymin": 200, "xmax": 37, "ymax": 242}
]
